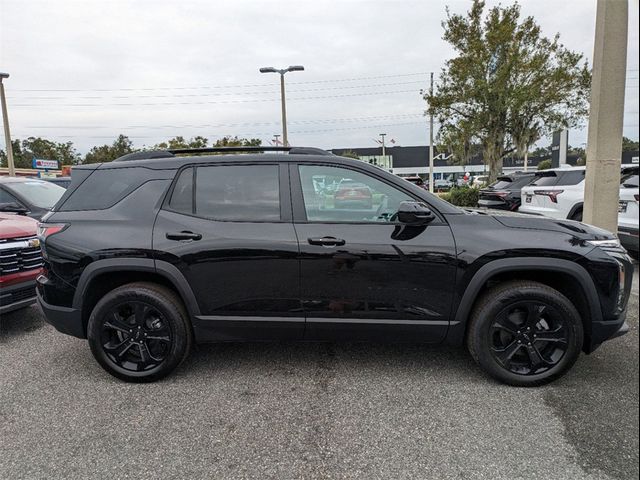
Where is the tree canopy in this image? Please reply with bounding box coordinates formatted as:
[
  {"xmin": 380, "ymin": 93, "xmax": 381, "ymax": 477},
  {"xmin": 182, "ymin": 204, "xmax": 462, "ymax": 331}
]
[
  {"xmin": 0, "ymin": 137, "xmax": 80, "ymax": 168},
  {"xmin": 425, "ymin": 0, "xmax": 591, "ymax": 181}
]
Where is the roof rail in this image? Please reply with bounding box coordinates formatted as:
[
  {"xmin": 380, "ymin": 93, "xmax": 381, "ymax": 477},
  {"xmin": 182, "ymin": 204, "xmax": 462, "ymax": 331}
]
[
  {"xmin": 114, "ymin": 150, "xmax": 175, "ymax": 162},
  {"xmin": 166, "ymin": 146, "xmax": 334, "ymax": 156},
  {"xmin": 114, "ymin": 146, "xmax": 333, "ymax": 162}
]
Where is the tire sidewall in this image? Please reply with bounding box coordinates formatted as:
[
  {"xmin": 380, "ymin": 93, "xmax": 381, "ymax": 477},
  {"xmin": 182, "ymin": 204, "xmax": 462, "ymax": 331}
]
[
  {"xmin": 469, "ymin": 285, "xmax": 584, "ymax": 386},
  {"xmin": 87, "ymin": 285, "xmax": 189, "ymax": 382}
]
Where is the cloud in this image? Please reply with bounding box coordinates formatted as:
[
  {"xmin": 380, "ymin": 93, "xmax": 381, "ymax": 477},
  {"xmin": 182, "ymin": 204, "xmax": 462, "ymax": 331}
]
[{"xmin": 1, "ymin": 0, "xmax": 638, "ymax": 153}]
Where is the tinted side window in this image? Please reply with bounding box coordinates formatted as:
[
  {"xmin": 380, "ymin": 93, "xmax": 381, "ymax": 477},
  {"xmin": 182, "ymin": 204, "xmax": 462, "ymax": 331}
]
[
  {"xmin": 195, "ymin": 165, "xmax": 280, "ymax": 221},
  {"xmin": 168, "ymin": 168, "xmax": 193, "ymax": 214},
  {"xmin": 298, "ymin": 164, "xmax": 413, "ymax": 223},
  {"xmin": 59, "ymin": 167, "xmax": 152, "ymax": 211},
  {"xmin": 557, "ymin": 170, "xmax": 585, "ymax": 186},
  {"xmin": 621, "ymin": 174, "xmax": 639, "ymax": 188}
]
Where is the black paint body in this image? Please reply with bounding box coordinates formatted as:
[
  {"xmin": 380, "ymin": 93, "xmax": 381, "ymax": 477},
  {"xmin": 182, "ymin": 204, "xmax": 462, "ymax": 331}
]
[{"xmin": 37, "ymin": 154, "xmax": 633, "ymax": 353}]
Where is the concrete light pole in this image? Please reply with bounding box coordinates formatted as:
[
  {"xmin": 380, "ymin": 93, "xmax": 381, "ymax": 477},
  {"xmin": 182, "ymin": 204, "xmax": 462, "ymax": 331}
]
[
  {"xmin": 259, "ymin": 66, "xmax": 305, "ymax": 146},
  {"xmin": 0, "ymin": 72, "xmax": 15, "ymax": 177},
  {"xmin": 583, "ymin": 0, "xmax": 628, "ymax": 233}
]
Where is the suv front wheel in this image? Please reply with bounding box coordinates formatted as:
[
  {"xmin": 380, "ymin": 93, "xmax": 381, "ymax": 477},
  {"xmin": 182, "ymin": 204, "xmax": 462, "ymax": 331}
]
[
  {"xmin": 87, "ymin": 282, "xmax": 193, "ymax": 382},
  {"xmin": 467, "ymin": 280, "xmax": 584, "ymax": 387}
]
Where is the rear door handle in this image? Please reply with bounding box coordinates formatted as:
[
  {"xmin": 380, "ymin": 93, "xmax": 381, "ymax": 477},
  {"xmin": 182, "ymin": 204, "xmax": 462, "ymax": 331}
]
[
  {"xmin": 166, "ymin": 231, "xmax": 202, "ymax": 241},
  {"xmin": 307, "ymin": 236, "xmax": 346, "ymax": 247}
]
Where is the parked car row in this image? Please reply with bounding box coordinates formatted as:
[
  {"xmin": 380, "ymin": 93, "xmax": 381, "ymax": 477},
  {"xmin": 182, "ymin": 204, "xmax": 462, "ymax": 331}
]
[{"xmin": 519, "ymin": 166, "xmax": 639, "ymax": 257}]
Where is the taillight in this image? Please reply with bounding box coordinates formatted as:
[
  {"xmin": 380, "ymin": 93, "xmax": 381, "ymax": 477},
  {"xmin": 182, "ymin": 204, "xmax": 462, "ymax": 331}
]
[
  {"xmin": 37, "ymin": 223, "xmax": 67, "ymax": 241},
  {"xmin": 534, "ymin": 190, "xmax": 564, "ymax": 203}
]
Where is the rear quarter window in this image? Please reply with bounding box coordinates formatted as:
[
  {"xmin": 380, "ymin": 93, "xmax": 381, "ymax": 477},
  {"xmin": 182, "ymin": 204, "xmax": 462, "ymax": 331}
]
[
  {"xmin": 58, "ymin": 167, "xmax": 154, "ymax": 211},
  {"xmin": 556, "ymin": 170, "xmax": 585, "ymax": 186}
]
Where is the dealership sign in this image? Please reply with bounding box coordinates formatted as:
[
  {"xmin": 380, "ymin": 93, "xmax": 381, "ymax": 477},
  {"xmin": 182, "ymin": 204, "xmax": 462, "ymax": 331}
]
[{"xmin": 32, "ymin": 158, "xmax": 59, "ymax": 169}]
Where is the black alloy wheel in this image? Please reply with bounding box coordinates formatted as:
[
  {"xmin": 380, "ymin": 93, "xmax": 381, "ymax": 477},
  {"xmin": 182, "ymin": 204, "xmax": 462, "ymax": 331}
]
[
  {"xmin": 467, "ymin": 280, "xmax": 583, "ymax": 387},
  {"xmin": 489, "ymin": 301, "xmax": 570, "ymax": 376},
  {"xmin": 88, "ymin": 282, "xmax": 192, "ymax": 383},
  {"xmin": 100, "ymin": 301, "xmax": 172, "ymax": 373}
]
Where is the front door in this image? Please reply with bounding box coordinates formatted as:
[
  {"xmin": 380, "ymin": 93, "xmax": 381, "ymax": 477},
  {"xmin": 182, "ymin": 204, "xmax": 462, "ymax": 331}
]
[
  {"xmin": 153, "ymin": 162, "xmax": 303, "ymax": 341},
  {"xmin": 291, "ymin": 163, "xmax": 456, "ymax": 342}
]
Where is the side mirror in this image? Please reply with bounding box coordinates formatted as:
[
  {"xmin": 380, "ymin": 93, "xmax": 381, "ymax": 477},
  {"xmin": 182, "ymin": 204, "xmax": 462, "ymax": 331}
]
[
  {"xmin": 0, "ymin": 202, "xmax": 29, "ymax": 215},
  {"xmin": 397, "ymin": 201, "xmax": 435, "ymax": 225}
]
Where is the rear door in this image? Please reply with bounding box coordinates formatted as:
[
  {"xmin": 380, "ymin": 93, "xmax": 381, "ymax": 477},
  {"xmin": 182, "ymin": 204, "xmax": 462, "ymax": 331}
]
[{"xmin": 152, "ymin": 162, "xmax": 303, "ymax": 341}]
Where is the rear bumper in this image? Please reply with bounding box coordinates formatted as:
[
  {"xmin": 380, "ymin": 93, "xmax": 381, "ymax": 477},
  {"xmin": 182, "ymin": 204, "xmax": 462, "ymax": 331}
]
[
  {"xmin": 0, "ymin": 280, "xmax": 37, "ymax": 315},
  {"xmin": 36, "ymin": 288, "xmax": 85, "ymax": 339}
]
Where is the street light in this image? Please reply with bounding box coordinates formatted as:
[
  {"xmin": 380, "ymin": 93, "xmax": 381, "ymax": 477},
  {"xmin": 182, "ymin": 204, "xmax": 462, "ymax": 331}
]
[
  {"xmin": 259, "ymin": 65, "xmax": 305, "ymax": 146},
  {"xmin": 0, "ymin": 72, "xmax": 15, "ymax": 176}
]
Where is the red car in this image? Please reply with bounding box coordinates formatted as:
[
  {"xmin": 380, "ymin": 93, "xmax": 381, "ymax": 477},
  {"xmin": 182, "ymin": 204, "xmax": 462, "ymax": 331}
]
[{"xmin": 0, "ymin": 213, "xmax": 43, "ymax": 314}]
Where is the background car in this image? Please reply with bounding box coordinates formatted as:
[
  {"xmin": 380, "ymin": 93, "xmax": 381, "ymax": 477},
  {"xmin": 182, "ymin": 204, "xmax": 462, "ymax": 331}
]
[
  {"xmin": 42, "ymin": 176, "xmax": 72, "ymax": 189},
  {"xmin": 334, "ymin": 180, "xmax": 373, "ymax": 209},
  {"xmin": 472, "ymin": 175, "xmax": 490, "ymax": 187},
  {"xmin": 478, "ymin": 172, "xmax": 536, "ymax": 211},
  {"xmin": 519, "ymin": 167, "xmax": 587, "ymax": 220},
  {"xmin": 618, "ymin": 167, "xmax": 639, "ymax": 258},
  {"xmin": 0, "ymin": 177, "xmax": 66, "ymax": 220},
  {"xmin": 0, "ymin": 212, "xmax": 43, "ymax": 314},
  {"xmin": 403, "ymin": 176, "xmax": 428, "ymax": 189}
]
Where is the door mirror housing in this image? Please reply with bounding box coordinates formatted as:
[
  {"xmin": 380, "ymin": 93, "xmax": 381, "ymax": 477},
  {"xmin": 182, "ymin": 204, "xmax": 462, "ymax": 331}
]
[
  {"xmin": 397, "ymin": 201, "xmax": 435, "ymax": 225},
  {"xmin": 0, "ymin": 202, "xmax": 29, "ymax": 215}
]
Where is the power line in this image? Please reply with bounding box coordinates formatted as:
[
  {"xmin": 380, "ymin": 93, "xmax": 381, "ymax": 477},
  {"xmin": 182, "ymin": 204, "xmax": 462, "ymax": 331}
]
[
  {"xmin": 10, "ymin": 72, "xmax": 432, "ymax": 93},
  {"xmin": 9, "ymin": 89, "xmax": 422, "ymax": 107},
  {"xmin": 12, "ymin": 120, "xmax": 433, "ymax": 139},
  {"xmin": 23, "ymin": 113, "xmax": 426, "ymax": 130},
  {"xmin": 7, "ymin": 81, "xmax": 426, "ymax": 100}
]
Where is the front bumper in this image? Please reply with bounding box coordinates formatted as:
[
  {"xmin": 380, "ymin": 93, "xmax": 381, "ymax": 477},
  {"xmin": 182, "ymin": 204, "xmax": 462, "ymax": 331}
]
[
  {"xmin": 0, "ymin": 280, "xmax": 37, "ymax": 315},
  {"xmin": 36, "ymin": 288, "xmax": 85, "ymax": 339}
]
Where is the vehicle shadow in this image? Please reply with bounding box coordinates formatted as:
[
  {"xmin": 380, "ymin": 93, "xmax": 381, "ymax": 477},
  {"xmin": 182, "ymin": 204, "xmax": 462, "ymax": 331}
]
[
  {"xmin": 178, "ymin": 340, "xmax": 488, "ymax": 385},
  {"xmin": 0, "ymin": 304, "xmax": 45, "ymax": 340}
]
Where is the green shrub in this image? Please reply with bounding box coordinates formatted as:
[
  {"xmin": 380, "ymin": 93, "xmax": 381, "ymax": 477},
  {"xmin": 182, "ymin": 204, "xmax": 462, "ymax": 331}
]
[
  {"xmin": 538, "ymin": 159, "xmax": 552, "ymax": 170},
  {"xmin": 445, "ymin": 186, "xmax": 480, "ymax": 207}
]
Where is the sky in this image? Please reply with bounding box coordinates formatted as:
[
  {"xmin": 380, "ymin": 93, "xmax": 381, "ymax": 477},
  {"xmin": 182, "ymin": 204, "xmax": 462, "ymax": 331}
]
[{"xmin": 0, "ymin": 0, "xmax": 638, "ymax": 155}]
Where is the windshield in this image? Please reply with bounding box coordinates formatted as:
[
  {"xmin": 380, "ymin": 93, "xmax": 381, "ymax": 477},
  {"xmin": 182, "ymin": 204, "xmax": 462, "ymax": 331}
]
[
  {"xmin": 621, "ymin": 173, "xmax": 639, "ymax": 188},
  {"xmin": 5, "ymin": 180, "xmax": 66, "ymax": 208}
]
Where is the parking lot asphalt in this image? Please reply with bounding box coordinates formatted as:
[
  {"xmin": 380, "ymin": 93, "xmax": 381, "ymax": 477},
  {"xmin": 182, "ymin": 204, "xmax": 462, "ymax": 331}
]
[{"xmin": 1, "ymin": 266, "xmax": 638, "ymax": 480}]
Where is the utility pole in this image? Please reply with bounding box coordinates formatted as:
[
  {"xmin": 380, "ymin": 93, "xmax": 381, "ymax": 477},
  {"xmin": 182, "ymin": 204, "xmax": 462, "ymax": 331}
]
[
  {"xmin": 583, "ymin": 0, "xmax": 628, "ymax": 233},
  {"xmin": 0, "ymin": 72, "xmax": 15, "ymax": 177},
  {"xmin": 429, "ymin": 72, "xmax": 435, "ymax": 193},
  {"xmin": 379, "ymin": 133, "xmax": 387, "ymax": 169}
]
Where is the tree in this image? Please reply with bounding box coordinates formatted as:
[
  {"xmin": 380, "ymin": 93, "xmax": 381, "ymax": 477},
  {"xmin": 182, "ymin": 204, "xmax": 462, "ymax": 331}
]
[
  {"xmin": 0, "ymin": 137, "xmax": 81, "ymax": 168},
  {"xmin": 622, "ymin": 136, "xmax": 639, "ymax": 152},
  {"xmin": 425, "ymin": 1, "xmax": 591, "ymax": 181},
  {"xmin": 213, "ymin": 136, "xmax": 261, "ymax": 147},
  {"xmin": 537, "ymin": 159, "xmax": 552, "ymax": 170},
  {"xmin": 153, "ymin": 136, "xmax": 209, "ymax": 150},
  {"xmin": 340, "ymin": 150, "xmax": 360, "ymax": 160},
  {"xmin": 84, "ymin": 134, "xmax": 135, "ymax": 164}
]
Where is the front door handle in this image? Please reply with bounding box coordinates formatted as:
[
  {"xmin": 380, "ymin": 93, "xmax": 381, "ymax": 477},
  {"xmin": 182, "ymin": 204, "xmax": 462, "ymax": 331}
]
[
  {"xmin": 166, "ymin": 231, "xmax": 202, "ymax": 241},
  {"xmin": 307, "ymin": 236, "xmax": 346, "ymax": 247}
]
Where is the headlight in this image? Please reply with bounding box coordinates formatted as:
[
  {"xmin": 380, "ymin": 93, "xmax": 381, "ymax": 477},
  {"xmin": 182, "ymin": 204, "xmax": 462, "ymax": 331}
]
[{"xmin": 586, "ymin": 238, "xmax": 621, "ymax": 249}]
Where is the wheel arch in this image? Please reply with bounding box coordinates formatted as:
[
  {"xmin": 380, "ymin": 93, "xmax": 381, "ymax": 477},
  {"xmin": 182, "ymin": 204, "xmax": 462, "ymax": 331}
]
[
  {"xmin": 447, "ymin": 257, "xmax": 602, "ymax": 352},
  {"xmin": 567, "ymin": 202, "xmax": 584, "ymax": 220},
  {"xmin": 73, "ymin": 258, "xmax": 200, "ymax": 336}
]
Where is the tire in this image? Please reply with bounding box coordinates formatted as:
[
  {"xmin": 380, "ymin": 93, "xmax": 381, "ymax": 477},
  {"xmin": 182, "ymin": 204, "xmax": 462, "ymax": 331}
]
[
  {"xmin": 570, "ymin": 208, "xmax": 583, "ymax": 221},
  {"xmin": 466, "ymin": 280, "xmax": 583, "ymax": 387},
  {"xmin": 87, "ymin": 282, "xmax": 193, "ymax": 383}
]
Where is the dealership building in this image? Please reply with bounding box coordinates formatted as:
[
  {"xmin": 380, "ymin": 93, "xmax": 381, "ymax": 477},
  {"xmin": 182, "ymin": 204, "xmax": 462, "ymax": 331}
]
[{"xmin": 329, "ymin": 145, "xmax": 639, "ymax": 180}]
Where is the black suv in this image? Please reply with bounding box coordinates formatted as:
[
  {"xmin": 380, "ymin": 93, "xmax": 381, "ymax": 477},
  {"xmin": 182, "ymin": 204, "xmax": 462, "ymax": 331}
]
[
  {"xmin": 37, "ymin": 147, "xmax": 633, "ymax": 386},
  {"xmin": 477, "ymin": 172, "xmax": 535, "ymax": 211}
]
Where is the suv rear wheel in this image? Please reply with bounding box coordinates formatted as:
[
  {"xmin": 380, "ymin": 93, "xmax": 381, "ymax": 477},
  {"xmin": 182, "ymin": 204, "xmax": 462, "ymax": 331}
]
[
  {"xmin": 466, "ymin": 280, "xmax": 583, "ymax": 387},
  {"xmin": 87, "ymin": 282, "xmax": 193, "ymax": 383}
]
